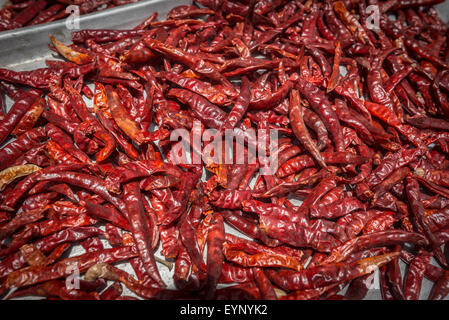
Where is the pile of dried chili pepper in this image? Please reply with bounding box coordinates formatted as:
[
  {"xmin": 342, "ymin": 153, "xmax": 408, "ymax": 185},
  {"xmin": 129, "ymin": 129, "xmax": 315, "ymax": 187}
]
[
  {"xmin": 0, "ymin": 0, "xmax": 144, "ymax": 31},
  {"xmin": 0, "ymin": 0, "xmax": 449, "ymax": 300}
]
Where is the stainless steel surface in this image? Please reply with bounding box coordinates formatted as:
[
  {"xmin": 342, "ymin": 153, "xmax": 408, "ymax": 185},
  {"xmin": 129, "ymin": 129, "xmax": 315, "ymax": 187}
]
[
  {"xmin": 0, "ymin": 0, "xmax": 448, "ymax": 299},
  {"xmin": 437, "ymin": 1, "xmax": 449, "ymax": 22}
]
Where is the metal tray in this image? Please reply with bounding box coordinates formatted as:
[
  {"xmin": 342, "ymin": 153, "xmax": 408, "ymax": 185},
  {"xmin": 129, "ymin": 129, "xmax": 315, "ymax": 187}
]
[{"xmin": 0, "ymin": 0, "xmax": 448, "ymax": 300}]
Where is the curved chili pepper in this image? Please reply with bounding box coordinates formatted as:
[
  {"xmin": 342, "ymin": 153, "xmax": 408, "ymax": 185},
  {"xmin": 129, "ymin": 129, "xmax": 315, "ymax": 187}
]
[
  {"xmin": 123, "ymin": 182, "xmax": 164, "ymax": 287},
  {"xmin": 205, "ymin": 213, "xmax": 225, "ymax": 299},
  {"xmin": 265, "ymin": 252, "xmax": 398, "ymax": 291},
  {"xmin": 4, "ymin": 246, "xmax": 137, "ymax": 290},
  {"xmin": 289, "ymin": 89, "xmax": 327, "ymax": 169},
  {"xmin": 0, "ymin": 92, "xmax": 39, "ymax": 145},
  {"xmin": 296, "ymin": 77, "xmax": 345, "ymax": 152}
]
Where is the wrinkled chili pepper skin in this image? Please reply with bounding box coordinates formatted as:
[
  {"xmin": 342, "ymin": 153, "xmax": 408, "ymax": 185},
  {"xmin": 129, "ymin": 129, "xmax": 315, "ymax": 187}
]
[
  {"xmin": 0, "ymin": 127, "xmax": 46, "ymax": 171},
  {"xmin": 221, "ymin": 77, "xmax": 251, "ymax": 130},
  {"xmin": 168, "ymin": 88, "xmax": 226, "ymax": 129},
  {"xmin": 297, "ymin": 76, "xmax": 344, "ymax": 153},
  {"xmin": 404, "ymin": 251, "xmax": 432, "ymax": 300},
  {"xmin": 205, "ymin": 213, "xmax": 225, "ymax": 299},
  {"xmin": 144, "ymin": 37, "xmax": 235, "ymax": 94},
  {"xmin": 163, "ymin": 71, "xmax": 231, "ymax": 107},
  {"xmin": 4, "ymin": 246, "xmax": 137, "ymax": 289},
  {"xmin": 289, "ymin": 89, "xmax": 327, "ymax": 169},
  {"xmin": 0, "ymin": 227, "xmax": 102, "ymax": 278},
  {"xmin": 123, "ymin": 182, "xmax": 164, "ymax": 287},
  {"xmin": 406, "ymin": 176, "xmax": 447, "ymax": 267},
  {"xmin": 266, "ymin": 253, "xmax": 398, "ymax": 291},
  {"xmin": 1, "ymin": 0, "xmax": 449, "ymax": 301},
  {"xmin": 0, "ymin": 92, "xmax": 38, "ymax": 145},
  {"xmin": 429, "ymin": 270, "xmax": 449, "ymax": 300}
]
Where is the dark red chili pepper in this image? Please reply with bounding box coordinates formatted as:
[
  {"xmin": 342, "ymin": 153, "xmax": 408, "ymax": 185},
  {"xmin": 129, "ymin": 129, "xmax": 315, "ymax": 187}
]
[
  {"xmin": 168, "ymin": 88, "xmax": 227, "ymax": 129},
  {"xmin": 296, "ymin": 77, "xmax": 345, "ymax": 153},
  {"xmin": 289, "ymin": 89, "xmax": 326, "ymax": 169},
  {"xmin": 0, "ymin": 127, "xmax": 46, "ymax": 171},
  {"xmin": 4, "ymin": 246, "xmax": 137, "ymax": 290},
  {"xmin": 265, "ymin": 252, "xmax": 398, "ymax": 291},
  {"xmin": 205, "ymin": 213, "xmax": 225, "ymax": 299},
  {"xmin": 122, "ymin": 181, "xmax": 164, "ymax": 287},
  {"xmin": 0, "ymin": 92, "xmax": 39, "ymax": 145},
  {"xmin": 406, "ymin": 176, "xmax": 448, "ymax": 267}
]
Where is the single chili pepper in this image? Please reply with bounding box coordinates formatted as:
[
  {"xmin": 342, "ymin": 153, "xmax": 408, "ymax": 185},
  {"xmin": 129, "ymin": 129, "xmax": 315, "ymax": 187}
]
[
  {"xmin": 168, "ymin": 88, "xmax": 227, "ymax": 129},
  {"xmin": 403, "ymin": 250, "xmax": 432, "ymax": 300},
  {"xmin": 257, "ymin": 213, "xmax": 341, "ymax": 252},
  {"xmin": 428, "ymin": 267, "xmax": 449, "ymax": 301},
  {"xmin": 384, "ymin": 245, "xmax": 405, "ymax": 300},
  {"xmin": 0, "ymin": 208, "xmax": 46, "ymax": 241},
  {"xmin": 11, "ymin": 97, "xmax": 45, "ymax": 137},
  {"xmin": 4, "ymin": 246, "xmax": 137, "ymax": 290},
  {"xmin": 310, "ymin": 197, "xmax": 365, "ymax": 219},
  {"xmin": 45, "ymin": 140, "xmax": 80, "ymax": 165},
  {"xmin": 365, "ymin": 147, "xmax": 426, "ymax": 188},
  {"xmin": 105, "ymin": 85, "xmax": 151, "ymax": 145},
  {"xmin": 122, "ymin": 182, "xmax": 164, "ymax": 287},
  {"xmin": 96, "ymin": 110, "xmax": 139, "ymax": 160},
  {"xmin": 296, "ymin": 77, "xmax": 345, "ymax": 152},
  {"xmin": 46, "ymin": 123, "xmax": 93, "ymax": 165},
  {"xmin": 276, "ymin": 152, "xmax": 368, "ymax": 178},
  {"xmin": 105, "ymin": 160, "xmax": 182, "ymax": 194},
  {"xmin": 19, "ymin": 243, "xmax": 50, "ymax": 267},
  {"xmin": 223, "ymin": 242, "xmax": 303, "ymax": 271},
  {"xmin": 249, "ymin": 80, "xmax": 294, "ymax": 111},
  {"xmin": 163, "ymin": 71, "xmax": 231, "ymax": 107},
  {"xmin": 27, "ymin": 4, "xmax": 63, "ymax": 26},
  {"xmin": 404, "ymin": 38, "xmax": 449, "ymax": 69},
  {"xmin": 203, "ymin": 212, "xmax": 225, "ymax": 299},
  {"xmin": 100, "ymin": 282, "xmax": 123, "ymax": 300},
  {"xmin": 72, "ymin": 29, "xmax": 148, "ymax": 43},
  {"xmin": 327, "ymin": 41, "xmax": 342, "ymax": 92},
  {"xmin": 265, "ymin": 252, "xmax": 398, "ymax": 291},
  {"xmin": 6, "ymin": 279, "xmax": 100, "ymax": 300},
  {"xmin": 0, "ymin": 92, "xmax": 39, "ymax": 145},
  {"xmin": 406, "ymin": 176, "xmax": 447, "ymax": 267},
  {"xmin": 50, "ymin": 36, "xmax": 95, "ymax": 65},
  {"xmin": 252, "ymin": 267, "xmax": 277, "ymax": 300},
  {"xmin": 354, "ymin": 230, "xmax": 429, "ymax": 253},
  {"xmin": 289, "ymin": 89, "xmax": 327, "ymax": 169},
  {"xmin": 220, "ymin": 76, "xmax": 251, "ymax": 130},
  {"xmin": 281, "ymin": 283, "xmax": 341, "ymax": 300},
  {"xmin": 0, "ymin": 226, "xmax": 103, "ymax": 279},
  {"xmin": 83, "ymin": 200, "xmax": 130, "ymax": 231},
  {"xmin": 0, "ymin": 164, "xmax": 41, "ymax": 192},
  {"xmin": 220, "ymin": 210, "xmax": 279, "ymax": 247},
  {"xmin": 372, "ymin": 167, "xmax": 410, "ymax": 203},
  {"xmin": 12, "ymin": 0, "xmax": 47, "ymax": 27},
  {"xmin": 363, "ymin": 210, "xmax": 397, "ymax": 234},
  {"xmin": 179, "ymin": 205, "xmax": 206, "ymax": 272},
  {"xmin": 144, "ymin": 37, "xmax": 236, "ymax": 94},
  {"xmin": 20, "ymin": 192, "xmax": 58, "ymax": 212},
  {"xmin": 333, "ymin": 1, "xmax": 373, "ymax": 46},
  {"xmin": 209, "ymin": 189, "xmax": 253, "ymax": 209},
  {"xmin": 0, "ymin": 68, "xmax": 60, "ymax": 89}
]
